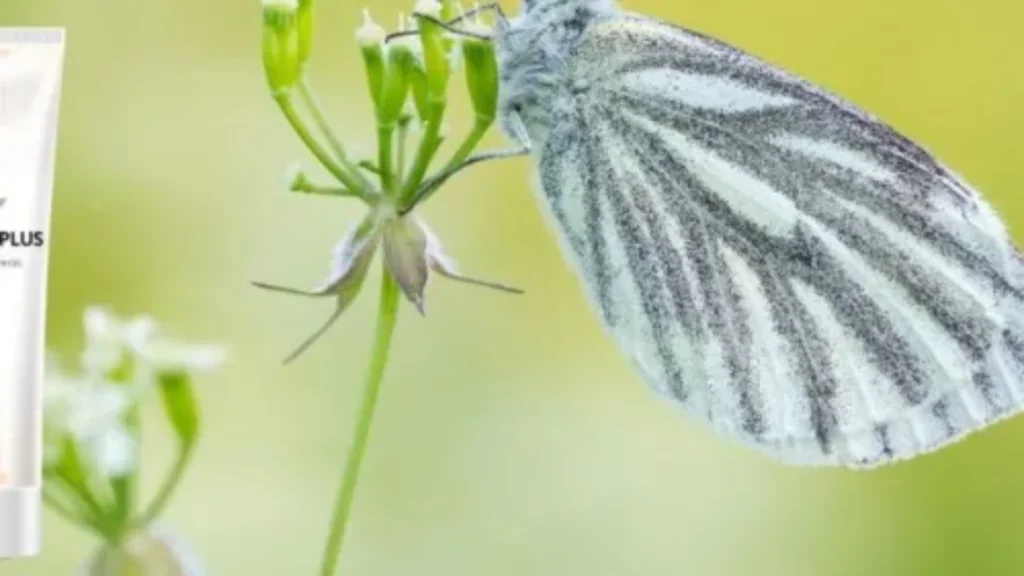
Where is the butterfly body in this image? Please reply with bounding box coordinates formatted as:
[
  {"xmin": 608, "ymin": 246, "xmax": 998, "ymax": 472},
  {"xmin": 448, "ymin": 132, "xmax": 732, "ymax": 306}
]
[{"xmin": 496, "ymin": 0, "xmax": 1024, "ymax": 467}]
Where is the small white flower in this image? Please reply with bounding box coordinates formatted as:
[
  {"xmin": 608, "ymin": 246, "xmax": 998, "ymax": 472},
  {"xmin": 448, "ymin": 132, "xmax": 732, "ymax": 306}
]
[
  {"xmin": 262, "ymin": 0, "xmax": 298, "ymax": 10},
  {"xmin": 413, "ymin": 0, "xmax": 443, "ymax": 18},
  {"xmin": 283, "ymin": 162, "xmax": 306, "ymax": 192},
  {"xmin": 389, "ymin": 15, "xmax": 426, "ymax": 70},
  {"xmin": 46, "ymin": 308, "xmax": 226, "ymax": 478},
  {"xmin": 79, "ymin": 307, "xmax": 226, "ymax": 381},
  {"xmin": 355, "ymin": 8, "xmax": 387, "ymax": 47},
  {"xmin": 138, "ymin": 340, "xmax": 227, "ymax": 374},
  {"xmin": 81, "ymin": 306, "xmax": 159, "ymax": 378},
  {"xmin": 84, "ymin": 307, "xmax": 157, "ymax": 352},
  {"xmin": 44, "ymin": 361, "xmax": 136, "ymax": 477}
]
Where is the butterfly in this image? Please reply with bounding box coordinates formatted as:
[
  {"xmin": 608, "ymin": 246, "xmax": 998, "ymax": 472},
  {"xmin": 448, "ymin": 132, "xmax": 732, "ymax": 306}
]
[{"xmin": 479, "ymin": 0, "xmax": 1024, "ymax": 468}]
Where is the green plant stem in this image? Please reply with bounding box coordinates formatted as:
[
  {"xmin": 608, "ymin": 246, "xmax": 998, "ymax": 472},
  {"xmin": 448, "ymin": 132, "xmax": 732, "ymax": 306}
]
[
  {"xmin": 42, "ymin": 487, "xmax": 96, "ymax": 532},
  {"xmin": 318, "ymin": 272, "xmax": 401, "ymax": 576},
  {"xmin": 294, "ymin": 185, "xmax": 363, "ymax": 198},
  {"xmin": 66, "ymin": 477, "xmax": 118, "ymax": 542},
  {"xmin": 275, "ymin": 93, "xmax": 365, "ymax": 196},
  {"xmin": 378, "ymin": 125, "xmax": 395, "ymax": 194},
  {"xmin": 404, "ymin": 117, "xmax": 491, "ymax": 209},
  {"xmin": 109, "ymin": 405, "xmax": 141, "ymax": 541},
  {"xmin": 134, "ymin": 443, "xmax": 195, "ymax": 530},
  {"xmin": 297, "ymin": 80, "xmax": 371, "ymax": 192},
  {"xmin": 398, "ymin": 101, "xmax": 446, "ymax": 201},
  {"xmin": 395, "ymin": 120, "xmax": 410, "ymax": 182}
]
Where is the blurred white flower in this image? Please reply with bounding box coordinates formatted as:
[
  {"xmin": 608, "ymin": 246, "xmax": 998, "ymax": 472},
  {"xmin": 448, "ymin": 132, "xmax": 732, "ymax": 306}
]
[
  {"xmin": 81, "ymin": 306, "xmax": 159, "ymax": 379},
  {"xmin": 77, "ymin": 525, "xmax": 205, "ymax": 576},
  {"xmin": 46, "ymin": 308, "xmax": 226, "ymax": 478},
  {"xmin": 80, "ymin": 306, "xmax": 226, "ymax": 382},
  {"xmin": 355, "ymin": 8, "xmax": 387, "ymax": 47},
  {"xmin": 137, "ymin": 339, "xmax": 227, "ymax": 375},
  {"xmin": 44, "ymin": 358, "xmax": 136, "ymax": 477}
]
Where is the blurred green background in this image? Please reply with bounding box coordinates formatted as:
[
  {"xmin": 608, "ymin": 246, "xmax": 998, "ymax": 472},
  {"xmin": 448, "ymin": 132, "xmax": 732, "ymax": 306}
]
[{"xmin": 3, "ymin": 0, "xmax": 1024, "ymax": 574}]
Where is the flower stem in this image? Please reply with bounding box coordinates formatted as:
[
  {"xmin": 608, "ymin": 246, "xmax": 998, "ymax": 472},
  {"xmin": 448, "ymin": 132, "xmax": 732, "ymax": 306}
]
[
  {"xmin": 398, "ymin": 101, "xmax": 446, "ymax": 200},
  {"xmin": 297, "ymin": 80, "xmax": 372, "ymax": 192},
  {"xmin": 377, "ymin": 125, "xmax": 395, "ymax": 194},
  {"xmin": 134, "ymin": 443, "xmax": 195, "ymax": 530},
  {"xmin": 403, "ymin": 116, "xmax": 491, "ymax": 209},
  {"xmin": 318, "ymin": 271, "xmax": 401, "ymax": 576},
  {"xmin": 42, "ymin": 487, "xmax": 96, "ymax": 532},
  {"xmin": 275, "ymin": 93, "xmax": 365, "ymax": 196}
]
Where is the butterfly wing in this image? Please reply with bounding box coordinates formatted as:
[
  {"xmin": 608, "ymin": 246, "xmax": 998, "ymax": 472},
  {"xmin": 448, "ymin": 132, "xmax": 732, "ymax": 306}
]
[{"xmin": 535, "ymin": 13, "xmax": 1024, "ymax": 467}]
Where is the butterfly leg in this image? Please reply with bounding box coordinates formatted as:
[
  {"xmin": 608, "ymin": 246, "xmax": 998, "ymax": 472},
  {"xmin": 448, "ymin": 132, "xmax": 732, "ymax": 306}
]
[
  {"xmin": 401, "ymin": 113, "xmax": 532, "ymax": 213},
  {"xmin": 407, "ymin": 13, "xmax": 494, "ymax": 41},
  {"xmin": 458, "ymin": 2, "xmax": 508, "ymax": 25},
  {"xmin": 399, "ymin": 146, "xmax": 529, "ymax": 214},
  {"xmin": 386, "ymin": 3, "xmax": 507, "ymax": 44}
]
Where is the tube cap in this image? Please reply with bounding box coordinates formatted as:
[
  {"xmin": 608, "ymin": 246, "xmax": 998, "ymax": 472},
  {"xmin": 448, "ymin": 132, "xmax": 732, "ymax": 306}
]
[{"xmin": 0, "ymin": 488, "xmax": 40, "ymax": 558}]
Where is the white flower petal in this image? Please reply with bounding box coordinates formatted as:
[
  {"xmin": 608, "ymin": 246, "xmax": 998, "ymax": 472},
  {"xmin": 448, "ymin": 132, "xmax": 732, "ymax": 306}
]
[
  {"xmin": 83, "ymin": 306, "xmax": 117, "ymax": 341},
  {"xmin": 80, "ymin": 340, "xmax": 124, "ymax": 378},
  {"xmin": 141, "ymin": 341, "xmax": 227, "ymax": 373},
  {"xmin": 123, "ymin": 315, "xmax": 159, "ymax": 354},
  {"xmin": 85, "ymin": 425, "xmax": 136, "ymax": 478}
]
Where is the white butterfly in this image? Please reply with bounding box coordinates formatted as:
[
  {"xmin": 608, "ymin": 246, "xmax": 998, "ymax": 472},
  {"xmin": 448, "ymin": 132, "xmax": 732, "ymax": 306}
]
[{"xmin": 466, "ymin": 0, "xmax": 1024, "ymax": 468}]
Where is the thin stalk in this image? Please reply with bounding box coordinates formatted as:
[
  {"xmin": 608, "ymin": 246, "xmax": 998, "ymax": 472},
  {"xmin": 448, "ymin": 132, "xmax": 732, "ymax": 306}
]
[
  {"xmin": 294, "ymin": 185, "xmax": 364, "ymax": 198},
  {"xmin": 403, "ymin": 116, "xmax": 490, "ymax": 208},
  {"xmin": 395, "ymin": 120, "xmax": 410, "ymax": 182},
  {"xmin": 63, "ymin": 476, "xmax": 118, "ymax": 541},
  {"xmin": 134, "ymin": 443, "xmax": 195, "ymax": 530},
  {"xmin": 378, "ymin": 125, "xmax": 395, "ymax": 195},
  {"xmin": 318, "ymin": 272, "xmax": 401, "ymax": 576},
  {"xmin": 275, "ymin": 93, "xmax": 365, "ymax": 194},
  {"xmin": 297, "ymin": 80, "xmax": 372, "ymax": 191},
  {"xmin": 398, "ymin": 100, "xmax": 446, "ymax": 200},
  {"xmin": 42, "ymin": 487, "xmax": 96, "ymax": 532},
  {"xmin": 109, "ymin": 405, "xmax": 141, "ymax": 540}
]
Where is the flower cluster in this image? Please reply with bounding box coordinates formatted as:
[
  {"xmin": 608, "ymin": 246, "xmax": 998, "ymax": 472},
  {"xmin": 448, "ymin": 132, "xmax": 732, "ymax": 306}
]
[
  {"xmin": 257, "ymin": 0, "xmax": 519, "ymax": 363},
  {"xmin": 44, "ymin": 307, "xmax": 223, "ymax": 573}
]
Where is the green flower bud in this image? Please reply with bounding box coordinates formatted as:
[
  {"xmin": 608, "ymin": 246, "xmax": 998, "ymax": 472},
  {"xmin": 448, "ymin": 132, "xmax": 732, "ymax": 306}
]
[
  {"xmin": 440, "ymin": 0, "xmax": 457, "ymax": 22},
  {"xmin": 439, "ymin": 0, "xmax": 458, "ymax": 51},
  {"xmin": 296, "ymin": 0, "xmax": 314, "ymax": 65},
  {"xmin": 379, "ymin": 37, "xmax": 418, "ymax": 126},
  {"xmin": 356, "ymin": 9, "xmax": 387, "ymax": 110},
  {"xmin": 283, "ymin": 162, "xmax": 310, "ymax": 192},
  {"xmin": 262, "ymin": 0, "xmax": 301, "ymax": 94},
  {"xmin": 413, "ymin": 0, "xmax": 450, "ymax": 103},
  {"xmin": 408, "ymin": 65, "xmax": 431, "ymax": 121},
  {"xmin": 461, "ymin": 21, "xmax": 498, "ymax": 121}
]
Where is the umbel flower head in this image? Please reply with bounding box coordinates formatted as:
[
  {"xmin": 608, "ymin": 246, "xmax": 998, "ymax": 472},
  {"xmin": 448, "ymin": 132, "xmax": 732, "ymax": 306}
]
[
  {"xmin": 256, "ymin": 2, "xmax": 518, "ymax": 364},
  {"xmin": 44, "ymin": 307, "xmax": 223, "ymax": 557},
  {"xmin": 46, "ymin": 307, "xmax": 225, "ymax": 478}
]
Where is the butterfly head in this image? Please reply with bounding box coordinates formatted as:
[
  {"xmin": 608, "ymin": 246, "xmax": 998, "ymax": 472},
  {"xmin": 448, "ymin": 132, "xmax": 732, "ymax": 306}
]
[{"xmin": 496, "ymin": 0, "xmax": 618, "ymax": 147}]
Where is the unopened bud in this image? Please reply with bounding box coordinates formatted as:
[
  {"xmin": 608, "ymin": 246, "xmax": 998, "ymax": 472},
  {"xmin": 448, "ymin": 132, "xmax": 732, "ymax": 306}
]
[
  {"xmin": 296, "ymin": 0, "xmax": 314, "ymax": 65},
  {"xmin": 357, "ymin": 9, "xmax": 387, "ymax": 109},
  {"xmin": 461, "ymin": 21, "xmax": 498, "ymax": 121},
  {"xmin": 262, "ymin": 0, "xmax": 301, "ymax": 93}
]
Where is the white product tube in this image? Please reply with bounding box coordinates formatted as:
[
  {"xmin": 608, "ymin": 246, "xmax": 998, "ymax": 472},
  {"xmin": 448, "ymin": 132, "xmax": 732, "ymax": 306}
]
[{"xmin": 0, "ymin": 28, "xmax": 64, "ymax": 559}]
